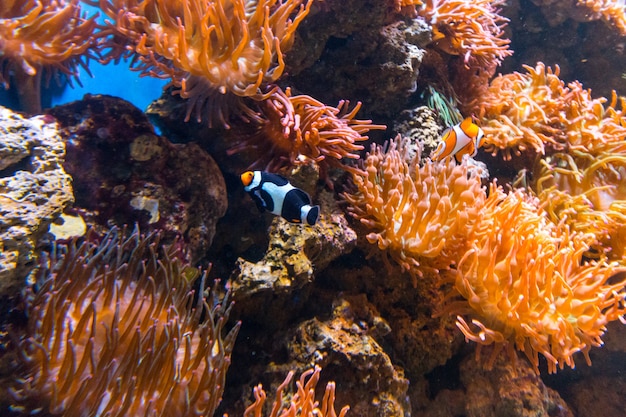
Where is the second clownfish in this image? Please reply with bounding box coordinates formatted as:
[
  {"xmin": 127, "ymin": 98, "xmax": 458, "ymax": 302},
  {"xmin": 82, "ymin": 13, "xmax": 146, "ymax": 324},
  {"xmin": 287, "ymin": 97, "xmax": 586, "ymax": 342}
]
[
  {"xmin": 241, "ymin": 171, "xmax": 320, "ymax": 226},
  {"xmin": 431, "ymin": 116, "xmax": 485, "ymax": 163}
]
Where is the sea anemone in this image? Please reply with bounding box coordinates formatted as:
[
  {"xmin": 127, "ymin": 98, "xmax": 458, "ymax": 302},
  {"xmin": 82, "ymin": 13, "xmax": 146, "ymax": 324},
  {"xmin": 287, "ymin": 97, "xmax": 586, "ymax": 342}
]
[
  {"xmin": 0, "ymin": 0, "xmax": 99, "ymax": 112},
  {"xmin": 478, "ymin": 62, "xmax": 626, "ymax": 160},
  {"xmin": 343, "ymin": 137, "xmax": 486, "ymax": 284},
  {"xmin": 244, "ymin": 366, "xmax": 350, "ymax": 417},
  {"xmin": 448, "ymin": 187, "xmax": 626, "ymax": 373},
  {"xmin": 534, "ymin": 147, "xmax": 626, "ymax": 261},
  {"xmin": 12, "ymin": 228, "xmax": 240, "ymax": 416},
  {"xmin": 92, "ymin": 0, "xmax": 313, "ymax": 124},
  {"xmin": 418, "ymin": 0, "xmax": 511, "ymax": 69},
  {"xmin": 227, "ymin": 87, "xmax": 386, "ymax": 175}
]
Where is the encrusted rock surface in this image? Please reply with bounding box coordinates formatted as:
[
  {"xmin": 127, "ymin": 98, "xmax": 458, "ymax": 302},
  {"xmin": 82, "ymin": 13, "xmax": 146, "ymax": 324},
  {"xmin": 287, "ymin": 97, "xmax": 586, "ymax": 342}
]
[
  {"xmin": 228, "ymin": 210, "xmax": 357, "ymax": 327},
  {"xmin": 0, "ymin": 106, "xmax": 73, "ymax": 299},
  {"xmin": 225, "ymin": 295, "xmax": 410, "ymax": 417},
  {"xmin": 289, "ymin": 15, "xmax": 430, "ymax": 117},
  {"xmin": 47, "ymin": 95, "xmax": 227, "ymax": 263},
  {"xmin": 231, "ymin": 212, "xmax": 356, "ymax": 291},
  {"xmin": 460, "ymin": 353, "xmax": 573, "ymax": 417},
  {"xmin": 283, "ymin": 297, "xmax": 410, "ymax": 417},
  {"xmin": 393, "ymin": 105, "xmax": 441, "ymax": 163}
]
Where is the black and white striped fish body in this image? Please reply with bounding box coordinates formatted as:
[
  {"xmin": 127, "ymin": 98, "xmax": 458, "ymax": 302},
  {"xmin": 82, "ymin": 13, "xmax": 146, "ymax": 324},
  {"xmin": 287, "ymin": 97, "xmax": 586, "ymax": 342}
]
[{"xmin": 241, "ymin": 171, "xmax": 320, "ymax": 226}]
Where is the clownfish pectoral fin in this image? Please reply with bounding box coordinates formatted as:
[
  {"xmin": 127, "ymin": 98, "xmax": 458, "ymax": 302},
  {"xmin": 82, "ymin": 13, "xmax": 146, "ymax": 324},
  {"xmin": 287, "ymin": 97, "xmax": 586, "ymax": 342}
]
[
  {"xmin": 258, "ymin": 189, "xmax": 275, "ymax": 211},
  {"xmin": 475, "ymin": 130, "xmax": 486, "ymax": 153},
  {"xmin": 250, "ymin": 192, "xmax": 267, "ymax": 212},
  {"xmin": 432, "ymin": 143, "xmax": 445, "ymax": 161}
]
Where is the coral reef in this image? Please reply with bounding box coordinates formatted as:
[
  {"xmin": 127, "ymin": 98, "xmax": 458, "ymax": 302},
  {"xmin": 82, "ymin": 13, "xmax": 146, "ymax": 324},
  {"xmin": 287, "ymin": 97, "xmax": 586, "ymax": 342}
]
[
  {"xmin": 288, "ymin": 9, "xmax": 431, "ymax": 117},
  {"xmin": 12, "ymin": 228, "xmax": 240, "ymax": 416},
  {"xmin": 457, "ymin": 352, "xmax": 574, "ymax": 417},
  {"xmin": 231, "ymin": 211, "xmax": 357, "ymax": 294},
  {"xmin": 406, "ymin": 350, "xmax": 576, "ymax": 416},
  {"xmin": 0, "ymin": 106, "xmax": 73, "ymax": 299},
  {"xmin": 392, "ymin": 106, "xmax": 442, "ymax": 161},
  {"xmin": 0, "ymin": 0, "xmax": 99, "ymax": 112},
  {"xmin": 47, "ymin": 94, "xmax": 228, "ymax": 264},
  {"xmin": 4, "ymin": 0, "xmax": 626, "ymax": 416}
]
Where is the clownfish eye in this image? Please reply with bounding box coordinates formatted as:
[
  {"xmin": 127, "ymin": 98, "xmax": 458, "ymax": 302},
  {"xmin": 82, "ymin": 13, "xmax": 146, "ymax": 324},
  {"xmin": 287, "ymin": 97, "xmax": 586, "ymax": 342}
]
[{"xmin": 240, "ymin": 171, "xmax": 255, "ymax": 186}]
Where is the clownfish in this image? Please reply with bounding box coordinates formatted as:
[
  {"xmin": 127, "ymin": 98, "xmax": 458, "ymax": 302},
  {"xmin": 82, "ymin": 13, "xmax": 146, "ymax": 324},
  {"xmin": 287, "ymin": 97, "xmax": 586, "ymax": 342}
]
[
  {"xmin": 431, "ymin": 116, "xmax": 485, "ymax": 163},
  {"xmin": 241, "ymin": 171, "xmax": 320, "ymax": 226}
]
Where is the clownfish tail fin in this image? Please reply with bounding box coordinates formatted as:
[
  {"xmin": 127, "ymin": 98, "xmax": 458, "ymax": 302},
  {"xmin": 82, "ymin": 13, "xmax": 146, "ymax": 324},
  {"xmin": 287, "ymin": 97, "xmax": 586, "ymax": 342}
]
[{"xmin": 305, "ymin": 205, "xmax": 320, "ymax": 226}]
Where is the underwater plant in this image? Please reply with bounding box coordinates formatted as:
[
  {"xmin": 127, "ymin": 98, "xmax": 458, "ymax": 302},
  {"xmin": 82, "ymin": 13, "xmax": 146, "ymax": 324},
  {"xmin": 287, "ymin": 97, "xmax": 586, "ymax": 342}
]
[
  {"xmin": 12, "ymin": 228, "xmax": 240, "ymax": 416},
  {"xmin": 421, "ymin": 85, "xmax": 463, "ymax": 127}
]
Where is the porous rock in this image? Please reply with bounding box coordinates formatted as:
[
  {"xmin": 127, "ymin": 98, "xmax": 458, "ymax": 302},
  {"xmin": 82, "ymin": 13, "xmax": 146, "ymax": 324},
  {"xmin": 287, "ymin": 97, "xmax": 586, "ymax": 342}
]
[
  {"xmin": 459, "ymin": 352, "xmax": 573, "ymax": 417},
  {"xmin": 229, "ymin": 211, "xmax": 357, "ymax": 326},
  {"xmin": 47, "ymin": 95, "xmax": 227, "ymax": 263},
  {"xmin": 0, "ymin": 106, "xmax": 73, "ymax": 298},
  {"xmin": 279, "ymin": 296, "xmax": 410, "ymax": 417}
]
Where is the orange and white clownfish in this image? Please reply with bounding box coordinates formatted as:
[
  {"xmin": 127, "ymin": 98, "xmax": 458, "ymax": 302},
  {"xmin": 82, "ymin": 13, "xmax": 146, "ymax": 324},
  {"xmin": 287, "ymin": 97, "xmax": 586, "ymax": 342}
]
[
  {"xmin": 240, "ymin": 171, "xmax": 320, "ymax": 226},
  {"xmin": 431, "ymin": 116, "xmax": 485, "ymax": 163}
]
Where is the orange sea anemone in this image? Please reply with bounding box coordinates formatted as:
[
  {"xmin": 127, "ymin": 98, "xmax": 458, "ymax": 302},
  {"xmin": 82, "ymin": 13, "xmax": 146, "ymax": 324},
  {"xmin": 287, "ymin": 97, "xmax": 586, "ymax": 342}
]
[
  {"xmin": 478, "ymin": 62, "xmax": 626, "ymax": 160},
  {"xmin": 227, "ymin": 87, "xmax": 386, "ymax": 174},
  {"xmin": 93, "ymin": 0, "xmax": 313, "ymax": 124},
  {"xmin": 477, "ymin": 63, "xmax": 564, "ymax": 160},
  {"xmin": 12, "ymin": 228, "xmax": 240, "ymax": 416},
  {"xmin": 343, "ymin": 137, "xmax": 486, "ymax": 283},
  {"xmin": 244, "ymin": 366, "xmax": 350, "ymax": 417},
  {"xmin": 448, "ymin": 187, "xmax": 626, "ymax": 373},
  {"xmin": 418, "ymin": 0, "xmax": 511, "ymax": 69},
  {"xmin": 0, "ymin": 0, "xmax": 99, "ymax": 112},
  {"xmin": 393, "ymin": 0, "xmax": 423, "ymax": 17},
  {"xmin": 534, "ymin": 147, "xmax": 626, "ymax": 262},
  {"xmin": 531, "ymin": 0, "xmax": 626, "ymax": 35},
  {"xmin": 576, "ymin": 0, "xmax": 626, "ymax": 34}
]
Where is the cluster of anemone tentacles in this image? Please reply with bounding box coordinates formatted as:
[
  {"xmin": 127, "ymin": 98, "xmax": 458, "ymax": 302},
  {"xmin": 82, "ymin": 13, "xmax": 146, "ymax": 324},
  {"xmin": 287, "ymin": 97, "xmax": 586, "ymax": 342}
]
[
  {"xmin": 12, "ymin": 228, "xmax": 240, "ymax": 416},
  {"xmin": 344, "ymin": 137, "xmax": 626, "ymax": 374}
]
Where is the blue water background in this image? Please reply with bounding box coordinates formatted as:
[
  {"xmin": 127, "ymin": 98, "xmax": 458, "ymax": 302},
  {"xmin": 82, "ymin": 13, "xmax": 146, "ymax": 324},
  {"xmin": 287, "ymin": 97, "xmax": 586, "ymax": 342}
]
[{"xmin": 0, "ymin": 5, "xmax": 167, "ymax": 112}]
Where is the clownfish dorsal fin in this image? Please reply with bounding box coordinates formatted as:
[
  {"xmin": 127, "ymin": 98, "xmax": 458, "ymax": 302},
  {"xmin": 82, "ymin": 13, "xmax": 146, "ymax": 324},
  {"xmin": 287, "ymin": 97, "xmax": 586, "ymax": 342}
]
[{"xmin": 459, "ymin": 116, "xmax": 479, "ymax": 138}]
